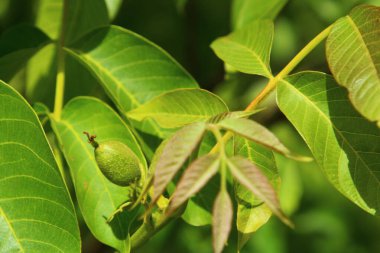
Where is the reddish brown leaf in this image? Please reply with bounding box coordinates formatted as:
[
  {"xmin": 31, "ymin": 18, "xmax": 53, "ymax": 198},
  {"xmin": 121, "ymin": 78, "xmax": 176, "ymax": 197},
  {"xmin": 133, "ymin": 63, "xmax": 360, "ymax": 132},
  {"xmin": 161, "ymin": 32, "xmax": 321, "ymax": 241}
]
[
  {"xmin": 213, "ymin": 190, "xmax": 233, "ymax": 253},
  {"xmin": 152, "ymin": 122, "xmax": 206, "ymax": 205},
  {"xmin": 167, "ymin": 154, "xmax": 220, "ymax": 214},
  {"xmin": 227, "ymin": 156, "xmax": 293, "ymax": 227}
]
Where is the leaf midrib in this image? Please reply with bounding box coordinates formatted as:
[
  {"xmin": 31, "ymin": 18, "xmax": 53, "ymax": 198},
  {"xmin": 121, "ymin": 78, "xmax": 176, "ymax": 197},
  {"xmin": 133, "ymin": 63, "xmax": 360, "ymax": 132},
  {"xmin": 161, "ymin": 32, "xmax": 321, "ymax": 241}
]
[
  {"xmin": 219, "ymin": 38, "xmax": 271, "ymax": 77},
  {"xmin": 346, "ymin": 16, "xmax": 379, "ymax": 78},
  {"xmin": 281, "ymin": 78, "xmax": 380, "ymax": 188},
  {"xmin": 58, "ymin": 119, "xmax": 129, "ymax": 251},
  {"xmin": 0, "ymin": 207, "xmax": 25, "ymax": 253}
]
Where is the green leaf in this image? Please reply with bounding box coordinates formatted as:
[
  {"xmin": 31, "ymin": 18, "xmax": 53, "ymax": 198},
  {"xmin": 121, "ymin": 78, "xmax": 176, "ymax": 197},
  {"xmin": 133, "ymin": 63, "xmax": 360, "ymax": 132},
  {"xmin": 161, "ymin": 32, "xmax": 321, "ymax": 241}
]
[
  {"xmin": 66, "ymin": 25, "xmax": 198, "ymax": 136},
  {"xmin": 277, "ymin": 71, "xmax": 380, "ymax": 214},
  {"xmin": 0, "ymin": 25, "xmax": 50, "ymax": 82},
  {"xmin": 232, "ymin": 0, "xmax": 287, "ymax": 29},
  {"xmin": 35, "ymin": 0, "xmax": 109, "ymax": 44},
  {"xmin": 167, "ymin": 154, "xmax": 220, "ymax": 214},
  {"xmin": 227, "ymin": 156, "xmax": 291, "ymax": 226},
  {"xmin": 35, "ymin": 0, "xmax": 63, "ymax": 39},
  {"xmin": 207, "ymin": 109, "xmax": 264, "ymax": 124},
  {"xmin": 105, "ymin": 0, "xmax": 123, "ymax": 20},
  {"xmin": 326, "ymin": 5, "xmax": 380, "ymax": 126},
  {"xmin": 234, "ymin": 136, "xmax": 279, "ymax": 249},
  {"xmin": 51, "ymin": 97, "xmax": 146, "ymax": 252},
  {"xmin": 24, "ymin": 43, "xmax": 57, "ymax": 108},
  {"xmin": 211, "ymin": 20, "xmax": 274, "ymax": 77},
  {"xmin": 0, "ymin": 81, "xmax": 80, "ymax": 252},
  {"xmin": 212, "ymin": 190, "xmax": 233, "ymax": 253},
  {"xmin": 127, "ymin": 88, "xmax": 228, "ymax": 129},
  {"xmin": 152, "ymin": 122, "xmax": 206, "ymax": 204},
  {"xmin": 180, "ymin": 181, "xmax": 217, "ymax": 226},
  {"xmin": 218, "ymin": 117, "xmax": 310, "ymax": 161},
  {"xmin": 65, "ymin": 0, "xmax": 109, "ymax": 44}
]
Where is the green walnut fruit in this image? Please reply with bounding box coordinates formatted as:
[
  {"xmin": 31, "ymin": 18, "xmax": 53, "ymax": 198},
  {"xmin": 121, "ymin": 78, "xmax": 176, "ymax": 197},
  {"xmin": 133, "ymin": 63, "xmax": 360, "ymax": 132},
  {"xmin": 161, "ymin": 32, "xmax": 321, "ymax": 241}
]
[{"xmin": 84, "ymin": 132, "xmax": 141, "ymax": 186}]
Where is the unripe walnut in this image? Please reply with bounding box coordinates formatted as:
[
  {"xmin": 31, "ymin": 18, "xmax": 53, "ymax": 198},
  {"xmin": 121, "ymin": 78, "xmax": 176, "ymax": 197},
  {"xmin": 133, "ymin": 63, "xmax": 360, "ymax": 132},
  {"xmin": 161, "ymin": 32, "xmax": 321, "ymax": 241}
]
[{"xmin": 84, "ymin": 132, "xmax": 141, "ymax": 186}]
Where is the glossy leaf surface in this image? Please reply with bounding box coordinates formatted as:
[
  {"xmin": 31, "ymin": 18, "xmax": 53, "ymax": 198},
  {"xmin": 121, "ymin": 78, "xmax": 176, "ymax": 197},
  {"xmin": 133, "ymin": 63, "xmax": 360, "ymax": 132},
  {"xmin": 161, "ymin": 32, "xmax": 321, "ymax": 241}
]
[
  {"xmin": 128, "ymin": 88, "xmax": 228, "ymax": 129},
  {"xmin": 66, "ymin": 25, "xmax": 198, "ymax": 136},
  {"xmin": 0, "ymin": 81, "xmax": 80, "ymax": 252},
  {"xmin": 52, "ymin": 97, "xmax": 146, "ymax": 252}
]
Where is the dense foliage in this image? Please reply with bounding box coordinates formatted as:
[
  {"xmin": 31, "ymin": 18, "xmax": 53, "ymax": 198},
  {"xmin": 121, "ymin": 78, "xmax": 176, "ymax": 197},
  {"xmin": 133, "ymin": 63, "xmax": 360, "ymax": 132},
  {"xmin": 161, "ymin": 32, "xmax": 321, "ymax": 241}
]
[{"xmin": 0, "ymin": 1, "xmax": 379, "ymax": 253}]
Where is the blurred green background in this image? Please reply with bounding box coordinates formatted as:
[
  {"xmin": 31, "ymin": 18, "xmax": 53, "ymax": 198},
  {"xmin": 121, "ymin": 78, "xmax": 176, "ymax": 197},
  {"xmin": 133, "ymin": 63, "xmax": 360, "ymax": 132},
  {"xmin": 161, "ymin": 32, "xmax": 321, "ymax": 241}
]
[{"xmin": 1, "ymin": 0, "xmax": 380, "ymax": 252}]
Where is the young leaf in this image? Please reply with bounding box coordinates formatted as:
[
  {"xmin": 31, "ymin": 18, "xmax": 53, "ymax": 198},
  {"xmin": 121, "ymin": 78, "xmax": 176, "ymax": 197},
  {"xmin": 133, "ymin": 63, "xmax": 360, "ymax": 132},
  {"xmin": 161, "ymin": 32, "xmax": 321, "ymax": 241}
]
[
  {"xmin": 326, "ymin": 5, "xmax": 380, "ymax": 126},
  {"xmin": 232, "ymin": 0, "xmax": 288, "ymax": 29},
  {"xmin": 127, "ymin": 88, "xmax": 228, "ymax": 128},
  {"xmin": 207, "ymin": 109, "xmax": 264, "ymax": 124},
  {"xmin": 0, "ymin": 81, "xmax": 80, "ymax": 252},
  {"xmin": 218, "ymin": 117, "xmax": 310, "ymax": 161},
  {"xmin": 211, "ymin": 20, "xmax": 274, "ymax": 77},
  {"xmin": 234, "ymin": 136, "xmax": 279, "ymax": 249},
  {"xmin": 212, "ymin": 190, "xmax": 233, "ymax": 253},
  {"xmin": 167, "ymin": 154, "xmax": 220, "ymax": 214},
  {"xmin": 51, "ymin": 97, "xmax": 146, "ymax": 252},
  {"xmin": 152, "ymin": 122, "xmax": 206, "ymax": 205},
  {"xmin": 66, "ymin": 25, "xmax": 198, "ymax": 137},
  {"xmin": 227, "ymin": 156, "xmax": 291, "ymax": 227},
  {"xmin": 181, "ymin": 132, "xmax": 219, "ymax": 226},
  {"xmin": 277, "ymin": 71, "xmax": 380, "ymax": 214},
  {"xmin": 0, "ymin": 25, "xmax": 50, "ymax": 82}
]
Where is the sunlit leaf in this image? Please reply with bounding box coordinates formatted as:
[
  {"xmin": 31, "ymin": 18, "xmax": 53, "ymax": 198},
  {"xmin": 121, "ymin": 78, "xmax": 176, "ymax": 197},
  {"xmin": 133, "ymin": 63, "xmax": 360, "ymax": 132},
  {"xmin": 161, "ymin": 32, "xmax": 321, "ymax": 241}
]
[
  {"xmin": 0, "ymin": 81, "xmax": 80, "ymax": 252},
  {"xmin": 232, "ymin": 0, "xmax": 287, "ymax": 29},
  {"xmin": 167, "ymin": 154, "xmax": 220, "ymax": 214},
  {"xmin": 152, "ymin": 122, "xmax": 206, "ymax": 205},
  {"xmin": 181, "ymin": 133, "xmax": 219, "ymax": 226},
  {"xmin": 227, "ymin": 156, "xmax": 291, "ymax": 226},
  {"xmin": 218, "ymin": 117, "xmax": 310, "ymax": 161},
  {"xmin": 211, "ymin": 20, "xmax": 273, "ymax": 77},
  {"xmin": 66, "ymin": 25, "xmax": 198, "ymax": 137},
  {"xmin": 35, "ymin": 0, "xmax": 62, "ymax": 39},
  {"xmin": 326, "ymin": 5, "xmax": 380, "ymax": 126},
  {"xmin": 234, "ymin": 136, "xmax": 279, "ymax": 249},
  {"xmin": 128, "ymin": 88, "xmax": 228, "ymax": 129},
  {"xmin": 207, "ymin": 109, "xmax": 264, "ymax": 124},
  {"xmin": 212, "ymin": 190, "xmax": 233, "ymax": 253},
  {"xmin": 105, "ymin": 0, "xmax": 123, "ymax": 20},
  {"xmin": 277, "ymin": 71, "xmax": 380, "ymax": 214},
  {"xmin": 51, "ymin": 97, "xmax": 146, "ymax": 252}
]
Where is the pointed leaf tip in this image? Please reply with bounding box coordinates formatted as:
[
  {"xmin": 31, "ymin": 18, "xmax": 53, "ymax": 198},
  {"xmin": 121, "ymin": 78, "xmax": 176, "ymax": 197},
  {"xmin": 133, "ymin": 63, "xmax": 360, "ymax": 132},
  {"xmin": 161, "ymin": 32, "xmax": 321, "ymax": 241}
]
[
  {"xmin": 218, "ymin": 117, "xmax": 306, "ymax": 161},
  {"xmin": 213, "ymin": 190, "xmax": 233, "ymax": 253},
  {"xmin": 167, "ymin": 154, "xmax": 220, "ymax": 215},
  {"xmin": 152, "ymin": 122, "xmax": 207, "ymax": 205},
  {"xmin": 227, "ymin": 156, "xmax": 291, "ymax": 226}
]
